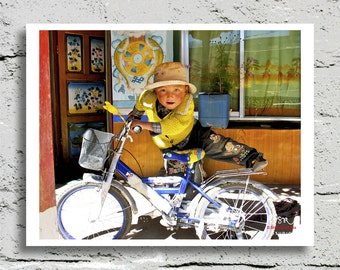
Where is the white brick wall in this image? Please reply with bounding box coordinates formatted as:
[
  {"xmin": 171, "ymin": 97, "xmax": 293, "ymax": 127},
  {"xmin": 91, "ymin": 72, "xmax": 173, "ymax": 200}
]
[{"xmin": 1, "ymin": 0, "xmax": 339, "ymax": 268}]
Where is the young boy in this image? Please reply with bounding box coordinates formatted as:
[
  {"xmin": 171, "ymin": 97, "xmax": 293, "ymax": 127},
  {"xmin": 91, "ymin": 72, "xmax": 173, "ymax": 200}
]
[{"xmin": 106, "ymin": 62, "xmax": 267, "ymax": 183}]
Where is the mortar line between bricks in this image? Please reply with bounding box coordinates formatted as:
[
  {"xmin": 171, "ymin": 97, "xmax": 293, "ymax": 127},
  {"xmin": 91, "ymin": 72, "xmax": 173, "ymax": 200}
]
[
  {"xmin": 163, "ymin": 262, "xmax": 276, "ymax": 268},
  {"xmin": 315, "ymin": 192, "xmax": 340, "ymax": 195}
]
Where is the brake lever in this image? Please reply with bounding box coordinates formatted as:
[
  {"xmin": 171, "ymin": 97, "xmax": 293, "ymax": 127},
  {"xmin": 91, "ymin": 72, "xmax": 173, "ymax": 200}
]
[{"xmin": 127, "ymin": 134, "xmax": 133, "ymax": 142}]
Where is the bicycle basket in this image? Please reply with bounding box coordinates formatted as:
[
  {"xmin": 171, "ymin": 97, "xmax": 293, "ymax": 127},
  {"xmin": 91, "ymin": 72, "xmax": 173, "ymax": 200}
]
[{"xmin": 78, "ymin": 128, "xmax": 114, "ymax": 171}]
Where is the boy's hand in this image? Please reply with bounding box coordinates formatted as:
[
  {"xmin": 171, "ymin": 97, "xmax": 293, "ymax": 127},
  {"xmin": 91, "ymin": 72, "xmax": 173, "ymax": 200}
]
[{"xmin": 131, "ymin": 119, "xmax": 152, "ymax": 132}]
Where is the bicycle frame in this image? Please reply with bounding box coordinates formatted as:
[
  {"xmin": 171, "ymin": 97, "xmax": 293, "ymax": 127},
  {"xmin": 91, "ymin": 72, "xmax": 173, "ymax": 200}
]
[
  {"xmin": 116, "ymin": 158, "xmax": 219, "ymax": 211},
  {"xmin": 98, "ymin": 119, "xmax": 222, "ymax": 217}
]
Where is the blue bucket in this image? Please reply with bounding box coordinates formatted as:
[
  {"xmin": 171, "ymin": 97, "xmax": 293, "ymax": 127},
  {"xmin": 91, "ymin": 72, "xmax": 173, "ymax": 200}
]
[{"xmin": 198, "ymin": 94, "xmax": 230, "ymax": 128}]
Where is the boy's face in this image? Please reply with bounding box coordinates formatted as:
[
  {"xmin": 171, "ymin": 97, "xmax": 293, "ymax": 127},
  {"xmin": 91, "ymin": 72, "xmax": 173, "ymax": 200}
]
[{"xmin": 155, "ymin": 84, "xmax": 188, "ymax": 110}]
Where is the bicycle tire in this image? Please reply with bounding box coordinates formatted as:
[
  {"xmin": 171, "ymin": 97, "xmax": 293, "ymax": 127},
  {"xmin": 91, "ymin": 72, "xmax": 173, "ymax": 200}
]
[
  {"xmin": 57, "ymin": 181, "xmax": 132, "ymax": 240},
  {"xmin": 194, "ymin": 182, "xmax": 277, "ymax": 240}
]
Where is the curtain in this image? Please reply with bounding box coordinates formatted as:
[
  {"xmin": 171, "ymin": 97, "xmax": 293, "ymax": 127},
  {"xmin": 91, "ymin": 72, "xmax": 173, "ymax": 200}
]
[
  {"xmin": 188, "ymin": 30, "xmax": 301, "ymax": 117},
  {"xmin": 244, "ymin": 30, "xmax": 301, "ymax": 117}
]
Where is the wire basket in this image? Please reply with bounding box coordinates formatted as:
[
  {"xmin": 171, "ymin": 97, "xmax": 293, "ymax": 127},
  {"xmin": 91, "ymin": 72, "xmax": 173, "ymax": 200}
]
[{"xmin": 78, "ymin": 128, "xmax": 114, "ymax": 171}]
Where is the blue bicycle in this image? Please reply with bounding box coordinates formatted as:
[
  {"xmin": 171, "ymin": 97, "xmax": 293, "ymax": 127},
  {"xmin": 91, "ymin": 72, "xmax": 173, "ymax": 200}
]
[{"xmin": 57, "ymin": 106, "xmax": 278, "ymax": 240}]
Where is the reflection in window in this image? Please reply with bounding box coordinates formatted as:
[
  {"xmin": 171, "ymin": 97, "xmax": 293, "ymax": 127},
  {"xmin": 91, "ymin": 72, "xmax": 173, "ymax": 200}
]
[
  {"xmin": 244, "ymin": 31, "xmax": 300, "ymax": 117},
  {"xmin": 188, "ymin": 30, "xmax": 301, "ymax": 119}
]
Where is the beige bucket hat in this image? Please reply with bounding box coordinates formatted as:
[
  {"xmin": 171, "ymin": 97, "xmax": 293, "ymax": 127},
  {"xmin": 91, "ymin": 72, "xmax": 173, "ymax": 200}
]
[{"xmin": 145, "ymin": 62, "xmax": 197, "ymax": 94}]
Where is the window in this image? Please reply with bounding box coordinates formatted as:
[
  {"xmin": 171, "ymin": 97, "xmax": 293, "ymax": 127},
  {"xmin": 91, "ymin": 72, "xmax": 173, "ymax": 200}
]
[{"xmin": 186, "ymin": 30, "xmax": 301, "ymax": 121}]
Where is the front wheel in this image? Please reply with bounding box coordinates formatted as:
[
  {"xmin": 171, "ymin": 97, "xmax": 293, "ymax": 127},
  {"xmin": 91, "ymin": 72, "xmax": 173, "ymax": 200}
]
[
  {"xmin": 57, "ymin": 181, "xmax": 132, "ymax": 240},
  {"xmin": 194, "ymin": 182, "xmax": 277, "ymax": 240}
]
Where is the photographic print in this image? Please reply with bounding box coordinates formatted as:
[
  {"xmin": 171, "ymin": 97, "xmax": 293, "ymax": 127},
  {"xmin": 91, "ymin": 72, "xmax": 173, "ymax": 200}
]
[{"xmin": 27, "ymin": 24, "xmax": 314, "ymax": 247}]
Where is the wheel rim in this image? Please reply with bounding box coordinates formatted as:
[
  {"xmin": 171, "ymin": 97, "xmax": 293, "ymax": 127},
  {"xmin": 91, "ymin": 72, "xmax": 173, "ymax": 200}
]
[{"xmin": 58, "ymin": 185, "xmax": 128, "ymax": 240}]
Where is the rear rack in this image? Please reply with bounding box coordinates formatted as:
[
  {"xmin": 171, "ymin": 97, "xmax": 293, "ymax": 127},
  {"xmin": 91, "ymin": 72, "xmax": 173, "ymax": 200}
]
[
  {"xmin": 209, "ymin": 168, "xmax": 267, "ymax": 180},
  {"xmin": 200, "ymin": 168, "xmax": 278, "ymax": 201}
]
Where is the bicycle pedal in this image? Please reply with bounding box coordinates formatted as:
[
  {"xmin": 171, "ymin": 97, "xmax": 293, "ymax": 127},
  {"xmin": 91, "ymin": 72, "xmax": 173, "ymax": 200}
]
[
  {"xmin": 138, "ymin": 215, "xmax": 152, "ymax": 224},
  {"xmin": 159, "ymin": 217, "xmax": 177, "ymax": 228}
]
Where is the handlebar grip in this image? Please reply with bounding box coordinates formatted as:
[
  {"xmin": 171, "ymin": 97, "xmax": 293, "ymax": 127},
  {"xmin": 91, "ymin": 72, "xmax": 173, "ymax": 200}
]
[{"xmin": 132, "ymin": 126, "xmax": 142, "ymax": 134}]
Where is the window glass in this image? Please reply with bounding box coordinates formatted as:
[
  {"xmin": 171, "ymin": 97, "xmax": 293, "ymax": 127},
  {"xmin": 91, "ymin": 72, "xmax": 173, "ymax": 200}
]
[
  {"xmin": 188, "ymin": 30, "xmax": 301, "ymax": 119},
  {"xmin": 188, "ymin": 30, "xmax": 240, "ymax": 111},
  {"xmin": 244, "ymin": 31, "xmax": 301, "ymax": 117}
]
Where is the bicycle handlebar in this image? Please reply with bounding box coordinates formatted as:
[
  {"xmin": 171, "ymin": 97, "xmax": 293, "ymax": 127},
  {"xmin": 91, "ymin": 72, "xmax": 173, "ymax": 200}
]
[{"xmin": 132, "ymin": 125, "xmax": 142, "ymax": 134}]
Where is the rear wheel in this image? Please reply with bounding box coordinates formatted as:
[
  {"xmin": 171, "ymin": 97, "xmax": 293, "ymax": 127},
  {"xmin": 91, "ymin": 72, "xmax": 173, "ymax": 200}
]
[
  {"xmin": 194, "ymin": 182, "xmax": 277, "ymax": 240},
  {"xmin": 57, "ymin": 181, "xmax": 132, "ymax": 240}
]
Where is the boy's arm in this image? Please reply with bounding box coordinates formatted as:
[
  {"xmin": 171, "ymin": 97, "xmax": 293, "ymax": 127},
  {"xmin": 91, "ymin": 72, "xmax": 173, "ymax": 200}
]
[
  {"xmin": 130, "ymin": 91, "xmax": 162, "ymax": 133},
  {"xmin": 129, "ymin": 106, "xmax": 144, "ymax": 119},
  {"xmin": 130, "ymin": 119, "xmax": 154, "ymax": 132},
  {"xmin": 130, "ymin": 117, "xmax": 161, "ymax": 134},
  {"xmin": 129, "ymin": 106, "xmax": 161, "ymax": 133}
]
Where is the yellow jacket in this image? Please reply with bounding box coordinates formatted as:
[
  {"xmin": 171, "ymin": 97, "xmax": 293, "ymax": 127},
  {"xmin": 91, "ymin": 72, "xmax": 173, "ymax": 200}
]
[{"xmin": 135, "ymin": 90, "xmax": 195, "ymax": 149}]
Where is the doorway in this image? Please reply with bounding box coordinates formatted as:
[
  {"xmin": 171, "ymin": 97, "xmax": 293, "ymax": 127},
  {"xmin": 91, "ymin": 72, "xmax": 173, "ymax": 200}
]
[{"xmin": 51, "ymin": 30, "xmax": 109, "ymax": 183}]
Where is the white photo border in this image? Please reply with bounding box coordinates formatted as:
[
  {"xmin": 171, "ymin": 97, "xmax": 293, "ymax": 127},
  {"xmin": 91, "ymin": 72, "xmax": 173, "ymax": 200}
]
[{"xmin": 26, "ymin": 23, "xmax": 314, "ymax": 247}]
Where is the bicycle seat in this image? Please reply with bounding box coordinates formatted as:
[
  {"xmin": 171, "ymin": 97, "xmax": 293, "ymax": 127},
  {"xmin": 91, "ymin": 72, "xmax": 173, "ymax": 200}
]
[{"xmin": 163, "ymin": 148, "xmax": 205, "ymax": 164}]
